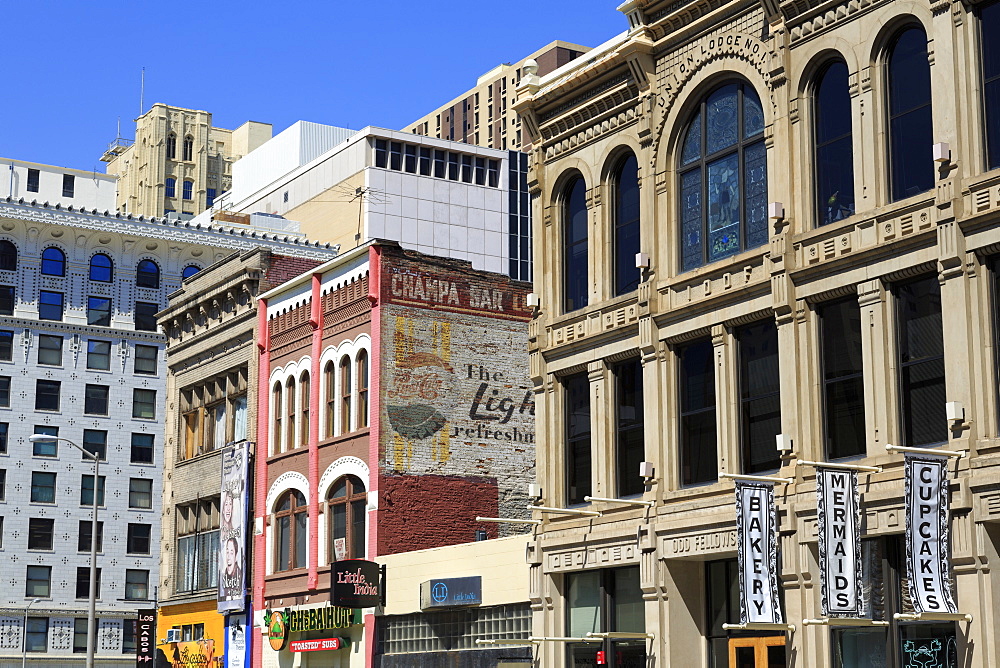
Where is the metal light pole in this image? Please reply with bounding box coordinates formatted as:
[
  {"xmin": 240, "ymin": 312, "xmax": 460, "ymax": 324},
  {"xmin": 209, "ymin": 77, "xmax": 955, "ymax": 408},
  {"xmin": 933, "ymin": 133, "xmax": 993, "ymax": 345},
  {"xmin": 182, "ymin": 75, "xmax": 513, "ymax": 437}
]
[
  {"xmin": 29, "ymin": 435, "xmax": 99, "ymax": 668},
  {"xmin": 21, "ymin": 597, "xmax": 41, "ymax": 668}
]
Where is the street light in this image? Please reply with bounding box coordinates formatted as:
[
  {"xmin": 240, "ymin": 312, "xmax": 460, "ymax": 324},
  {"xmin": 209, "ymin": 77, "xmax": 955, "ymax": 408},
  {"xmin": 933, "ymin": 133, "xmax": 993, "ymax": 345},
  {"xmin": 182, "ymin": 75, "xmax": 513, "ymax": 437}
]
[
  {"xmin": 21, "ymin": 597, "xmax": 41, "ymax": 668},
  {"xmin": 29, "ymin": 434, "xmax": 99, "ymax": 668}
]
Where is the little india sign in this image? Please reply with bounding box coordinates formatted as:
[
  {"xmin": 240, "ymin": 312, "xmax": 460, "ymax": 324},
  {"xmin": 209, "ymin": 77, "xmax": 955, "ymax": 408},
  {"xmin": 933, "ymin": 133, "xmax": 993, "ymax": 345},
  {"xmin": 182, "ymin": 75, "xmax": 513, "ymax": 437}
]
[{"xmin": 333, "ymin": 559, "xmax": 382, "ymax": 608}]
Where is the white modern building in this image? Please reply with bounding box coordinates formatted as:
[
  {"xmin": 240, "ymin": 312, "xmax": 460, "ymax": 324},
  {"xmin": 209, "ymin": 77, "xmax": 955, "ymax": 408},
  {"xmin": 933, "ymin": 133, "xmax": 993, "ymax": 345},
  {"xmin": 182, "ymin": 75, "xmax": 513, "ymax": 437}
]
[
  {"xmin": 0, "ymin": 193, "xmax": 337, "ymax": 667},
  {"xmin": 2, "ymin": 158, "xmax": 116, "ymax": 211},
  {"xmin": 207, "ymin": 122, "xmax": 532, "ymax": 281}
]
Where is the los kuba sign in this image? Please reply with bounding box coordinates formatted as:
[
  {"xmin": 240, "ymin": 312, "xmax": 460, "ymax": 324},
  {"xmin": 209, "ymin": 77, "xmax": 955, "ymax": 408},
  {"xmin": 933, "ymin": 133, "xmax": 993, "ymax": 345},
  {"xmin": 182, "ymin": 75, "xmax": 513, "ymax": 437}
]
[{"xmin": 332, "ymin": 559, "xmax": 383, "ymax": 608}]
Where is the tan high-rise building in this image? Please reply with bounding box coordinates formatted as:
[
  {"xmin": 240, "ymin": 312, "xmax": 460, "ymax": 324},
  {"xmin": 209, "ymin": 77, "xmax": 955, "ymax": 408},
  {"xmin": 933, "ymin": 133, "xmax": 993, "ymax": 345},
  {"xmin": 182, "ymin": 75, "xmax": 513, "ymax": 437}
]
[
  {"xmin": 404, "ymin": 40, "xmax": 590, "ymax": 151},
  {"xmin": 102, "ymin": 103, "xmax": 272, "ymax": 218}
]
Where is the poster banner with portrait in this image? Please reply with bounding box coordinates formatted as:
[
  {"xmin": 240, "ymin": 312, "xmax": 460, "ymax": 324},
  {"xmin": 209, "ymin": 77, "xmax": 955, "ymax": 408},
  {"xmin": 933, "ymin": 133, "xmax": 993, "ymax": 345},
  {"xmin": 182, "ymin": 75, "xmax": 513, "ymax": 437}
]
[
  {"xmin": 816, "ymin": 468, "xmax": 863, "ymax": 617},
  {"xmin": 218, "ymin": 441, "xmax": 248, "ymax": 613},
  {"xmin": 735, "ymin": 480, "xmax": 782, "ymax": 624},
  {"xmin": 904, "ymin": 453, "xmax": 958, "ymax": 614},
  {"xmin": 225, "ymin": 612, "xmax": 250, "ymax": 668}
]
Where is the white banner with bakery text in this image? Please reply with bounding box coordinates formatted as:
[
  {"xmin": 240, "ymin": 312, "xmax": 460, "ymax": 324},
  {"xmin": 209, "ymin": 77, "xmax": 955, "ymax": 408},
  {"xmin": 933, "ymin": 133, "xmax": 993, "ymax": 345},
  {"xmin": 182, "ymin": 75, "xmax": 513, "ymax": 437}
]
[
  {"xmin": 735, "ymin": 480, "xmax": 782, "ymax": 624},
  {"xmin": 816, "ymin": 468, "xmax": 863, "ymax": 617},
  {"xmin": 904, "ymin": 453, "xmax": 958, "ymax": 614}
]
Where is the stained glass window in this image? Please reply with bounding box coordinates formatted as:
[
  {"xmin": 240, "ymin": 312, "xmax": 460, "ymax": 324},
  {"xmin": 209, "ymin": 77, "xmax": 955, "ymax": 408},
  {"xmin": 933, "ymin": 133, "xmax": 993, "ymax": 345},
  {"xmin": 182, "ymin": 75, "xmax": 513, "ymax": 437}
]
[{"xmin": 679, "ymin": 82, "xmax": 768, "ymax": 271}]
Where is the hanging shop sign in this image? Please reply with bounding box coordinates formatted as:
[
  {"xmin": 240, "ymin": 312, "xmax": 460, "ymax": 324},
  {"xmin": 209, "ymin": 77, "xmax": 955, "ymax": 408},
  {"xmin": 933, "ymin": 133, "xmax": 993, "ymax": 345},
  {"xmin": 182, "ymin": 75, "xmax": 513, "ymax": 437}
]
[
  {"xmin": 166, "ymin": 640, "xmax": 215, "ymax": 668},
  {"xmin": 289, "ymin": 637, "xmax": 348, "ymax": 652},
  {"xmin": 134, "ymin": 609, "xmax": 156, "ymax": 666},
  {"xmin": 420, "ymin": 576, "xmax": 483, "ymax": 609},
  {"xmin": 332, "ymin": 559, "xmax": 382, "ymax": 608},
  {"xmin": 264, "ymin": 606, "xmax": 358, "ymax": 651},
  {"xmin": 816, "ymin": 468, "xmax": 863, "ymax": 617},
  {"xmin": 225, "ymin": 612, "xmax": 250, "ymax": 668},
  {"xmin": 218, "ymin": 442, "xmax": 249, "ymax": 613},
  {"xmin": 735, "ymin": 480, "xmax": 782, "ymax": 624},
  {"xmin": 904, "ymin": 453, "xmax": 958, "ymax": 614}
]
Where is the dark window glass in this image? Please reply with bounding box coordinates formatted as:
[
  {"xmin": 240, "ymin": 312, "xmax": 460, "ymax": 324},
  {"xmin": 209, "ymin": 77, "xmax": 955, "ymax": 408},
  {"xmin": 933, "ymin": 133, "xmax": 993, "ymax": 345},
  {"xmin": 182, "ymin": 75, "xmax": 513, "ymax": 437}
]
[
  {"xmin": 614, "ymin": 359, "xmax": 645, "ymax": 497},
  {"xmin": 38, "ymin": 334, "xmax": 63, "ymax": 366},
  {"xmin": 895, "ymin": 275, "xmax": 947, "ymax": 446},
  {"xmin": 88, "ymin": 296, "xmax": 112, "ymax": 327},
  {"xmin": 166, "ymin": 134, "xmax": 177, "ymax": 159},
  {"xmin": 679, "ymin": 82, "xmax": 768, "ymax": 271},
  {"xmin": 327, "ymin": 475, "xmax": 367, "ymax": 560},
  {"xmin": 165, "ymin": 177, "xmax": 176, "ymax": 198},
  {"xmin": 122, "ymin": 619, "xmax": 137, "ymax": 654},
  {"xmin": 390, "ymin": 142, "xmax": 403, "ymax": 170},
  {"xmin": 62, "ymin": 174, "xmax": 75, "ymax": 198},
  {"xmin": 433, "ymin": 150, "xmax": 446, "ymax": 178},
  {"xmin": 87, "ymin": 340, "xmax": 111, "ymax": 370},
  {"xmin": 0, "ymin": 422, "xmax": 7, "ymax": 454},
  {"xmin": 26, "ymin": 565, "xmax": 51, "ymax": 597},
  {"xmin": 129, "ymin": 478, "xmax": 153, "ymax": 508},
  {"xmin": 206, "ymin": 188, "xmax": 216, "ymax": 208},
  {"xmin": 275, "ymin": 489, "xmax": 307, "ymax": 571},
  {"xmin": 133, "ymin": 389, "xmax": 156, "ymax": 419},
  {"xmin": 0, "ymin": 241, "xmax": 16, "ymax": 271},
  {"xmin": 815, "ymin": 61, "xmax": 855, "ymax": 224},
  {"xmin": 0, "ymin": 329, "xmax": 15, "ymax": 361},
  {"xmin": 563, "ymin": 177, "xmax": 588, "ymax": 312},
  {"xmin": 461, "ymin": 154, "xmax": 473, "ymax": 183},
  {"xmin": 26, "ymin": 169, "xmax": 39, "ymax": 193},
  {"xmin": 985, "ymin": 3, "xmax": 1000, "ymax": 170},
  {"xmin": 73, "ymin": 619, "xmax": 95, "ymax": 654},
  {"xmin": 32, "ymin": 425, "xmax": 57, "ymax": 457},
  {"xmin": 475, "ymin": 156, "xmax": 486, "ymax": 185},
  {"xmin": 566, "ymin": 567, "xmax": 646, "ymax": 666},
  {"xmin": 0, "ymin": 375, "xmax": 9, "ymax": 406},
  {"xmin": 0, "ymin": 469, "xmax": 4, "ymax": 499},
  {"xmin": 78, "ymin": 520, "xmax": 104, "ymax": 552},
  {"xmin": 82, "ymin": 429, "xmax": 107, "ymax": 460},
  {"xmin": 28, "ymin": 518, "xmax": 54, "ymax": 550},
  {"xmin": 136, "ymin": 260, "xmax": 160, "ymax": 289},
  {"xmin": 614, "ymin": 154, "xmax": 642, "ymax": 296},
  {"xmin": 888, "ymin": 27, "xmax": 934, "ymax": 201},
  {"xmin": 565, "ymin": 373, "xmax": 591, "ymax": 505},
  {"xmin": 38, "ymin": 290, "xmax": 63, "ymax": 320},
  {"xmin": 183, "ymin": 136, "xmax": 193, "ymax": 161},
  {"xmin": 448, "ymin": 152, "xmax": 459, "ymax": 180},
  {"xmin": 404, "ymin": 144, "xmax": 417, "ymax": 173},
  {"xmin": 488, "ymin": 159, "xmax": 500, "ymax": 187},
  {"xmin": 679, "ymin": 339, "xmax": 718, "ymax": 485},
  {"xmin": 25, "ymin": 617, "xmax": 47, "ymax": 652},
  {"xmin": 75, "ymin": 566, "xmax": 102, "ymax": 599},
  {"xmin": 182, "ymin": 265, "xmax": 200, "ymax": 279},
  {"xmin": 706, "ymin": 559, "xmax": 741, "ymax": 666},
  {"xmin": 125, "ymin": 569, "xmax": 149, "ymax": 600},
  {"xmin": 35, "ymin": 379, "xmax": 61, "ymax": 411},
  {"xmin": 135, "ymin": 301, "xmax": 159, "ymax": 331},
  {"xmin": 737, "ymin": 320, "xmax": 781, "ymax": 473},
  {"xmin": 819, "ymin": 298, "xmax": 866, "ymax": 459},
  {"xmin": 0, "ymin": 286, "xmax": 12, "ymax": 315},
  {"xmin": 89, "ymin": 253, "xmax": 113, "ymax": 282},
  {"xmin": 30, "ymin": 471, "xmax": 56, "ymax": 503},
  {"xmin": 418, "ymin": 147, "xmax": 431, "ymax": 176},
  {"xmin": 127, "ymin": 524, "xmax": 152, "ymax": 554},
  {"xmin": 131, "ymin": 433, "xmax": 155, "ymax": 464},
  {"xmin": 182, "ymin": 181, "xmax": 193, "ymax": 200},
  {"xmin": 36, "ymin": 241, "xmax": 61, "ymax": 277},
  {"xmin": 374, "ymin": 139, "xmax": 387, "ymax": 168},
  {"xmin": 81, "ymin": 474, "xmax": 106, "ymax": 506},
  {"xmin": 84, "ymin": 385, "xmax": 110, "ymax": 416},
  {"xmin": 134, "ymin": 344, "xmax": 158, "ymax": 374}
]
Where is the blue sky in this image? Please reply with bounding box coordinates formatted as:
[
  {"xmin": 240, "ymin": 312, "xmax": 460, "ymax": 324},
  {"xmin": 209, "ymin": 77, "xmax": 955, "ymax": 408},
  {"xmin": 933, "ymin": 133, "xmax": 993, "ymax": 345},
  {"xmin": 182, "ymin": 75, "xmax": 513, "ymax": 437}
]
[{"xmin": 2, "ymin": 1, "xmax": 624, "ymax": 172}]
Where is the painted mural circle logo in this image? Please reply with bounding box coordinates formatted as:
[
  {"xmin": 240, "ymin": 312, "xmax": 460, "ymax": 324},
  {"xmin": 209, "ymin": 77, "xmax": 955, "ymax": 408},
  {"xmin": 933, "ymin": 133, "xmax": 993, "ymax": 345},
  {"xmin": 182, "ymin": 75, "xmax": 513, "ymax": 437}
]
[
  {"xmin": 431, "ymin": 582, "xmax": 449, "ymax": 603},
  {"xmin": 266, "ymin": 611, "xmax": 288, "ymax": 651}
]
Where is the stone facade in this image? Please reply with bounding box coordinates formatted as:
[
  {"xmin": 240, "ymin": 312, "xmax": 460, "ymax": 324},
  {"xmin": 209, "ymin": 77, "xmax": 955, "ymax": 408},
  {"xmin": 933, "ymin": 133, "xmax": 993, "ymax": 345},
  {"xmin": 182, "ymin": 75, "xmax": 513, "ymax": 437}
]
[{"xmin": 517, "ymin": 1, "xmax": 1000, "ymax": 667}]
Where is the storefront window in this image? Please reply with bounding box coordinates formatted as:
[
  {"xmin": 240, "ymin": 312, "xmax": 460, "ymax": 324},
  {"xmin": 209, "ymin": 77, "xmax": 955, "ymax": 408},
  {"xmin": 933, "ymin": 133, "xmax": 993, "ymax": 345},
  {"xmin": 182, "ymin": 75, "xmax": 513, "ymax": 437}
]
[{"xmin": 566, "ymin": 566, "xmax": 646, "ymax": 667}]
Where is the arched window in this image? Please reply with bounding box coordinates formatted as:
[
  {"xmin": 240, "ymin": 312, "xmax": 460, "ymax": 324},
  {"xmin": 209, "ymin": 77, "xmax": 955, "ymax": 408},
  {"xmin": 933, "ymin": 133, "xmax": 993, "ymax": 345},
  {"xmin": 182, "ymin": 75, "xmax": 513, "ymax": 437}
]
[
  {"xmin": 285, "ymin": 378, "xmax": 296, "ymax": 448},
  {"xmin": 41, "ymin": 247, "xmax": 66, "ymax": 276},
  {"xmin": 166, "ymin": 133, "xmax": 177, "ymax": 160},
  {"xmin": 136, "ymin": 259, "xmax": 160, "ymax": 289},
  {"xmin": 0, "ymin": 240, "xmax": 17, "ymax": 271},
  {"xmin": 327, "ymin": 476, "xmax": 366, "ymax": 560},
  {"xmin": 612, "ymin": 154, "xmax": 641, "ymax": 296},
  {"xmin": 182, "ymin": 265, "xmax": 200, "ymax": 280},
  {"xmin": 887, "ymin": 26, "xmax": 933, "ymax": 201},
  {"xmin": 182, "ymin": 181, "xmax": 193, "ymax": 201},
  {"xmin": 274, "ymin": 490, "xmax": 307, "ymax": 571},
  {"xmin": 183, "ymin": 136, "xmax": 194, "ymax": 162},
  {"xmin": 985, "ymin": 3, "xmax": 1000, "ymax": 170},
  {"xmin": 299, "ymin": 372, "xmax": 310, "ymax": 448},
  {"xmin": 340, "ymin": 356, "xmax": 352, "ymax": 433},
  {"xmin": 324, "ymin": 360, "xmax": 336, "ymax": 438},
  {"xmin": 165, "ymin": 177, "xmax": 176, "ymax": 199},
  {"xmin": 678, "ymin": 82, "xmax": 767, "ymax": 271},
  {"xmin": 272, "ymin": 382, "xmax": 283, "ymax": 453},
  {"xmin": 563, "ymin": 176, "xmax": 588, "ymax": 312},
  {"xmin": 356, "ymin": 350, "xmax": 369, "ymax": 429},
  {"xmin": 815, "ymin": 60, "xmax": 855, "ymax": 224},
  {"xmin": 90, "ymin": 254, "xmax": 113, "ymax": 282}
]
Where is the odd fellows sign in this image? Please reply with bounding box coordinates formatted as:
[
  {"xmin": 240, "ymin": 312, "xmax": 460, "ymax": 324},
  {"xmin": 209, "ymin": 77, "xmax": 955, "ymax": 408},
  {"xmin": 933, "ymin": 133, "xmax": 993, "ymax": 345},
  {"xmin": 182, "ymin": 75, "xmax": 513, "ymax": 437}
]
[
  {"xmin": 816, "ymin": 469, "xmax": 863, "ymax": 616},
  {"xmin": 735, "ymin": 481, "xmax": 782, "ymax": 624},
  {"xmin": 904, "ymin": 453, "xmax": 958, "ymax": 613},
  {"xmin": 333, "ymin": 559, "xmax": 382, "ymax": 608}
]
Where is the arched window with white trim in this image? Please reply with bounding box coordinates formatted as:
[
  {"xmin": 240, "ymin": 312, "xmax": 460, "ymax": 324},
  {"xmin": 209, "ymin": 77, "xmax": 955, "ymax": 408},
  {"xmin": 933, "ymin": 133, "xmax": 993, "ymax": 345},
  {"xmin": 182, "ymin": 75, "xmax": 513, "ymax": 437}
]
[
  {"xmin": 285, "ymin": 377, "xmax": 296, "ymax": 449},
  {"xmin": 324, "ymin": 360, "xmax": 336, "ymax": 438},
  {"xmin": 356, "ymin": 350, "xmax": 369, "ymax": 429},
  {"xmin": 272, "ymin": 382, "xmax": 283, "ymax": 454},
  {"xmin": 299, "ymin": 371, "xmax": 310, "ymax": 448},
  {"xmin": 340, "ymin": 356, "xmax": 352, "ymax": 433},
  {"xmin": 327, "ymin": 476, "xmax": 366, "ymax": 560},
  {"xmin": 274, "ymin": 490, "xmax": 307, "ymax": 571}
]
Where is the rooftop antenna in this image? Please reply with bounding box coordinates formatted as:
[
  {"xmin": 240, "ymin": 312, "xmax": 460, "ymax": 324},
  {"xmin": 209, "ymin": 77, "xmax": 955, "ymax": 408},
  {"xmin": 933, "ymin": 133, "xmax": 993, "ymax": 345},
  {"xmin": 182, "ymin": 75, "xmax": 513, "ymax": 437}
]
[{"xmin": 139, "ymin": 67, "xmax": 145, "ymax": 117}]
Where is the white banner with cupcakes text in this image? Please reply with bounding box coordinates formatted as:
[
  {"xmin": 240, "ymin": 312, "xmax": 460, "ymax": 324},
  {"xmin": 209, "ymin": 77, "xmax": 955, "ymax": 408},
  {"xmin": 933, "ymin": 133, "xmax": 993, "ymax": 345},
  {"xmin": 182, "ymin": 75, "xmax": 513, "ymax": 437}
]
[{"xmin": 904, "ymin": 453, "xmax": 958, "ymax": 614}]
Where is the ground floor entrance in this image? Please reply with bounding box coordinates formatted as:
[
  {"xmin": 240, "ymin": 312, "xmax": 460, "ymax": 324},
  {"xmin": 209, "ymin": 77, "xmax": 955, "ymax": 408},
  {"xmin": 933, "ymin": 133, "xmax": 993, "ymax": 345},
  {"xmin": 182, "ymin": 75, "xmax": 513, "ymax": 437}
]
[{"xmin": 728, "ymin": 636, "xmax": 785, "ymax": 668}]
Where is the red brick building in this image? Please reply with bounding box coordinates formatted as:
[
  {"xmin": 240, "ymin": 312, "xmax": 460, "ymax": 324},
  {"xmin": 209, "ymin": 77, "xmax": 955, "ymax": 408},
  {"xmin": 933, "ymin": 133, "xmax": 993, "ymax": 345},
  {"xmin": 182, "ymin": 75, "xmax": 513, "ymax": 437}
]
[{"xmin": 252, "ymin": 242, "xmax": 533, "ymax": 667}]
